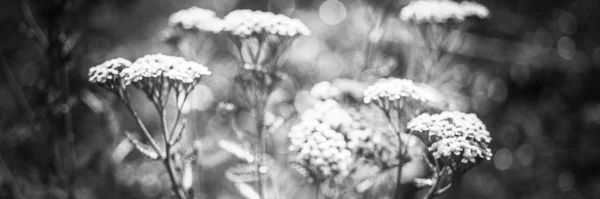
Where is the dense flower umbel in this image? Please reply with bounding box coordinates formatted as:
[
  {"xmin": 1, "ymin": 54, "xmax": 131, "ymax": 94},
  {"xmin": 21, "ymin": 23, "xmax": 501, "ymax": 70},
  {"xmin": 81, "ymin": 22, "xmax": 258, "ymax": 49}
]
[
  {"xmin": 407, "ymin": 111, "xmax": 492, "ymax": 171},
  {"xmin": 346, "ymin": 106, "xmax": 400, "ymax": 169},
  {"xmin": 288, "ymin": 100, "xmax": 354, "ymax": 181},
  {"xmin": 363, "ymin": 78, "xmax": 429, "ymax": 111},
  {"xmin": 120, "ymin": 54, "xmax": 211, "ymax": 103},
  {"xmin": 400, "ymin": 0, "xmax": 489, "ymax": 24},
  {"xmin": 254, "ymin": 14, "xmax": 311, "ymax": 37},
  {"xmin": 169, "ymin": 7, "xmax": 224, "ymax": 33},
  {"xmin": 89, "ymin": 58, "xmax": 132, "ymax": 91},
  {"xmin": 121, "ymin": 54, "xmax": 211, "ymax": 85},
  {"xmin": 222, "ymin": 9, "xmax": 310, "ymax": 38}
]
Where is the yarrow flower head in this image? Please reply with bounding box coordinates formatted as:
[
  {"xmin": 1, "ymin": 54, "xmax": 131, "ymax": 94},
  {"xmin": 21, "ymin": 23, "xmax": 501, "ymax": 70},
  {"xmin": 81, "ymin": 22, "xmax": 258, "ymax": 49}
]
[
  {"xmin": 222, "ymin": 9, "xmax": 310, "ymax": 38},
  {"xmin": 120, "ymin": 54, "xmax": 211, "ymax": 99},
  {"xmin": 310, "ymin": 81, "xmax": 342, "ymax": 101},
  {"xmin": 169, "ymin": 7, "xmax": 224, "ymax": 33},
  {"xmin": 222, "ymin": 10, "xmax": 274, "ymax": 37},
  {"xmin": 400, "ymin": 0, "xmax": 489, "ymax": 24},
  {"xmin": 407, "ymin": 111, "xmax": 492, "ymax": 172},
  {"xmin": 288, "ymin": 100, "xmax": 354, "ymax": 182},
  {"xmin": 254, "ymin": 14, "xmax": 311, "ymax": 37},
  {"xmin": 363, "ymin": 78, "xmax": 429, "ymax": 111},
  {"xmin": 88, "ymin": 58, "xmax": 132, "ymax": 91},
  {"xmin": 345, "ymin": 106, "xmax": 400, "ymax": 169}
]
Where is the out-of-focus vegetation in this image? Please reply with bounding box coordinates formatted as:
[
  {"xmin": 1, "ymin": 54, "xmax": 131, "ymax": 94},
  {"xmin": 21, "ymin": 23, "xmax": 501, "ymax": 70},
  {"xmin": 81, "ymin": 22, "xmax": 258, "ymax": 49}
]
[{"xmin": 1, "ymin": 0, "xmax": 600, "ymax": 199}]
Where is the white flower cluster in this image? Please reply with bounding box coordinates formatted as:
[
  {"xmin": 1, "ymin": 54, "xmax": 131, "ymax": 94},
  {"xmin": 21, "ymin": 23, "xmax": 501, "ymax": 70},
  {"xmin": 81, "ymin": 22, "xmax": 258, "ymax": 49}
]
[
  {"xmin": 120, "ymin": 54, "xmax": 211, "ymax": 86},
  {"xmin": 288, "ymin": 100, "xmax": 354, "ymax": 180},
  {"xmin": 255, "ymin": 14, "xmax": 311, "ymax": 37},
  {"xmin": 345, "ymin": 106, "xmax": 400, "ymax": 169},
  {"xmin": 363, "ymin": 78, "xmax": 429, "ymax": 111},
  {"xmin": 168, "ymin": 7, "xmax": 224, "ymax": 33},
  {"xmin": 400, "ymin": 0, "xmax": 489, "ymax": 24},
  {"xmin": 222, "ymin": 9, "xmax": 310, "ymax": 37},
  {"xmin": 89, "ymin": 58, "xmax": 132, "ymax": 89},
  {"xmin": 407, "ymin": 111, "xmax": 492, "ymax": 165},
  {"xmin": 310, "ymin": 81, "xmax": 342, "ymax": 101}
]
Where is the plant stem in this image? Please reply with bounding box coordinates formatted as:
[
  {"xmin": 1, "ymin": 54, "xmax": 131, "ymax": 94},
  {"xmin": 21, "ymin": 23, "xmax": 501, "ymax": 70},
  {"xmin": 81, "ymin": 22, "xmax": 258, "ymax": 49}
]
[
  {"xmin": 123, "ymin": 99, "xmax": 164, "ymax": 159},
  {"xmin": 421, "ymin": 155, "xmax": 443, "ymax": 199},
  {"xmin": 160, "ymin": 109, "xmax": 188, "ymax": 199},
  {"xmin": 0, "ymin": 51, "xmax": 35, "ymax": 121},
  {"xmin": 315, "ymin": 183, "xmax": 321, "ymax": 199},
  {"xmin": 422, "ymin": 175, "xmax": 440, "ymax": 199},
  {"xmin": 394, "ymin": 134, "xmax": 403, "ymax": 199},
  {"xmin": 383, "ymin": 110, "xmax": 405, "ymax": 199},
  {"xmin": 255, "ymin": 106, "xmax": 265, "ymax": 199}
]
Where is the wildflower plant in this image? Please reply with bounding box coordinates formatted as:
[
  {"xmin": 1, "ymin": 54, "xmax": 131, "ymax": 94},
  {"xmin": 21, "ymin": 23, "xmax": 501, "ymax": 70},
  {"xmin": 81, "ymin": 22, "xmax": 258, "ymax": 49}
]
[
  {"xmin": 288, "ymin": 99, "xmax": 355, "ymax": 197},
  {"xmin": 407, "ymin": 111, "xmax": 492, "ymax": 199},
  {"xmin": 168, "ymin": 7, "xmax": 224, "ymax": 33},
  {"xmin": 400, "ymin": 0, "xmax": 490, "ymax": 83},
  {"xmin": 223, "ymin": 9, "xmax": 310, "ymax": 74},
  {"xmin": 89, "ymin": 54, "xmax": 211, "ymax": 199},
  {"xmin": 219, "ymin": 8, "xmax": 311, "ymax": 198},
  {"xmin": 362, "ymin": 77, "xmax": 432, "ymax": 198},
  {"xmin": 346, "ymin": 106, "xmax": 400, "ymax": 170},
  {"xmin": 164, "ymin": 7, "xmax": 224, "ymax": 63}
]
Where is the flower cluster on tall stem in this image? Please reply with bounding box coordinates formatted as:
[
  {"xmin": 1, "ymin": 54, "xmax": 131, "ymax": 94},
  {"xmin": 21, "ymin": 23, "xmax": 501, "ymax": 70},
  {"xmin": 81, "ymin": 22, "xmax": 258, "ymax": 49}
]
[
  {"xmin": 220, "ymin": 9, "xmax": 311, "ymax": 198},
  {"xmin": 89, "ymin": 54, "xmax": 211, "ymax": 199},
  {"xmin": 164, "ymin": 7, "xmax": 225, "ymax": 62},
  {"xmin": 407, "ymin": 111, "xmax": 492, "ymax": 199},
  {"xmin": 400, "ymin": 0, "xmax": 489, "ymax": 83},
  {"xmin": 363, "ymin": 77, "xmax": 430, "ymax": 198},
  {"xmin": 288, "ymin": 99, "xmax": 355, "ymax": 198}
]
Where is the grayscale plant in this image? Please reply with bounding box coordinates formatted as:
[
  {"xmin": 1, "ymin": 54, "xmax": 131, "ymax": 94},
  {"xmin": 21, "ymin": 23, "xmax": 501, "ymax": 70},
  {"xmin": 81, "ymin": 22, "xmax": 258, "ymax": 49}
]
[
  {"xmin": 407, "ymin": 111, "xmax": 492, "ymax": 199},
  {"xmin": 89, "ymin": 54, "xmax": 211, "ymax": 199}
]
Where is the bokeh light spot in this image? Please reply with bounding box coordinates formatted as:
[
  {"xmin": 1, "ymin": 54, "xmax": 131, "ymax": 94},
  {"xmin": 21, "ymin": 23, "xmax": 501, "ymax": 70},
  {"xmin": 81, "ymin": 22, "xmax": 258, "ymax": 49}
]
[
  {"xmin": 510, "ymin": 65, "xmax": 530, "ymax": 86},
  {"xmin": 140, "ymin": 174, "xmax": 161, "ymax": 197},
  {"xmin": 515, "ymin": 143, "xmax": 535, "ymax": 167},
  {"xmin": 487, "ymin": 78, "xmax": 508, "ymax": 102},
  {"xmin": 558, "ymin": 171, "xmax": 575, "ymax": 191},
  {"xmin": 288, "ymin": 36, "xmax": 324, "ymax": 64},
  {"xmin": 114, "ymin": 164, "xmax": 136, "ymax": 186},
  {"xmin": 184, "ymin": 84, "xmax": 215, "ymax": 113},
  {"xmin": 471, "ymin": 72, "xmax": 490, "ymax": 96},
  {"xmin": 557, "ymin": 37, "xmax": 576, "ymax": 60},
  {"xmin": 294, "ymin": 90, "xmax": 317, "ymax": 113},
  {"xmin": 494, "ymin": 148, "xmax": 513, "ymax": 170},
  {"xmin": 452, "ymin": 64, "xmax": 472, "ymax": 87},
  {"xmin": 558, "ymin": 12, "xmax": 577, "ymax": 35},
  {"xmin": 319, "ymin": 0, "xmax": 347, "ymax": 25}
]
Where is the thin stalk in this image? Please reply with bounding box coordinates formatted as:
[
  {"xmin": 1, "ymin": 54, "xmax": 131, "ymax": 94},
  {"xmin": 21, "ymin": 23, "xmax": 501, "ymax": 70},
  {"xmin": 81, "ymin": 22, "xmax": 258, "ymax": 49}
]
[
  {"xmin": 255, "ymin": 105, "xmax": 265, "ymax": 199},
  {"xmin": 362, "ymin": 0, "xmax": 394, "ymax": 74},
  {"xmin": 434, "ymin": 182, "xmax": 452, "ymax": 196},
  {"xmin": 169, "ymin": 91, "xmax": 185, "ymax": 141},
  {"xmin": 383, "ymin": 110, "xmax": 404, "ymax": 199},
  {"xmin": 122, "ymin": 95, "xmax": 164, "ymax": 159},
  {"xmin": 422, "ymin": 155, "xmax": 443, "ymax": 199},
  {"xmin": 422, "ymin": 176, "xmax": 440, "ymax": 199},
  {"xmin": 20, "ymin": 0, "xmax": 48, "ymax": 48},
  {"xmin": 0, "ymin": 51, "xmax": 35, "ymax": 121},
  {"xmin": 315, "ymin": 183, "xmax": 321, "ymax": 199},
  {"xmin": 160, "ymin": 109, "xmax": 188, "ymax": 199}
]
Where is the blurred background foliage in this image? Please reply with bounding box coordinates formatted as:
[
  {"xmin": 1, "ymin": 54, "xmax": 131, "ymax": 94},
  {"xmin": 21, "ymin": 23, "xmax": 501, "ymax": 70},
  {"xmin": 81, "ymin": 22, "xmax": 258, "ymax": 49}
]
[{"xmin": 1, "ymin": 0, "xmax": 600, "ymax": 198}]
